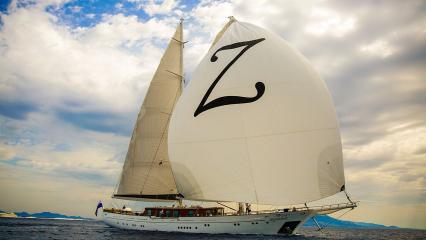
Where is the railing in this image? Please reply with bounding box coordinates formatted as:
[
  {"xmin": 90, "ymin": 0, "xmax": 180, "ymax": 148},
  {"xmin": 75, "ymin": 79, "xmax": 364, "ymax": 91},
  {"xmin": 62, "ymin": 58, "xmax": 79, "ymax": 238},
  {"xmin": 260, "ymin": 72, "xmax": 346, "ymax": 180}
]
[
  {"xmin": 103, "ymin": 208, "xmax": 144, "ymax": 216},
  {"xmin": 229, "ymin": 201, "xmax": 358, "ymax": 216},
  {"xmin": 103, "ymin": 201, "xmax": 358, "ymax": 217}
]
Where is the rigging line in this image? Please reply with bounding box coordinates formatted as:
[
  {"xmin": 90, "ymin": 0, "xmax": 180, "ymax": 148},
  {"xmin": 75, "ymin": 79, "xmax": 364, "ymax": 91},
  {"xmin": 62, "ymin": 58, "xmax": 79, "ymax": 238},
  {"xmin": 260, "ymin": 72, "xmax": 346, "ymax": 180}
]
[
  {"xmin": 217, "ymin": 202, "xmax": 237, "ymax": 212},
  {"xmin": 242, "ymin": 115, "xmax": 259, "ymax": 205},
  {"xmin": 172, "ymin": 37, "xmax": 188, "ymax": 44},
  {"xmin": 140, "ymin": 70, "xmax": 183, "ymax": 195},
  {"xmin": 312, "ymin": 216, "xmax": 323, "ymax": 232},
  {"xmin": 322, "ymin": 208, "xmax": 354, "ymax": 230},
  {"xmin": 344, "ymin": 189, "xmax": 354, "ymax": 204},
  {"xmin": 165, "ymin": 70, "xmax": 184, "ymax": 78},
  {"xmin": 130, "ymin": 105, "xmax": 144, "ymax": 175}
]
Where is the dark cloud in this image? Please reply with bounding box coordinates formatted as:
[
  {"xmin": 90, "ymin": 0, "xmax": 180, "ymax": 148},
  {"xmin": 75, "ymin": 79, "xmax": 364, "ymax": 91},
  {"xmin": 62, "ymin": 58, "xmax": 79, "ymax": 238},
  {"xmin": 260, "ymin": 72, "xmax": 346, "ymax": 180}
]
[
  {"xmin": 56, "ymin": 110, "xmax": 134, "ymax": 136},
  {"xmin": 0, "ymin": 100, "xmax": 38, "ymax": 119}
]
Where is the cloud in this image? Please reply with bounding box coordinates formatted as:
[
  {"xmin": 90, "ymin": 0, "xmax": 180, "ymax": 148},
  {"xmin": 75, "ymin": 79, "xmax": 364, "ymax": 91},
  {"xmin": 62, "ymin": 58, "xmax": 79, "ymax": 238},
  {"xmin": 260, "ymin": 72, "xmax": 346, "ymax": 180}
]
[
  {"xmin": 305, "ymin": 6, "xmax": 357, "ymax": 37},
  {"xmin": 360, "ymin": 39, "xmax": 398, "ymax": 58},
  {"xmin": 0, "ymin": 112, "xmax": 128, "ymax": 183},
  {"xmin": 0, "ymin": 4, "xmax": 179, "ymax": 127},
  {"xmin": 56, "ymin": 110, "xmax": 133, "ymax": 135},
  {"xmin": 0, "ymin": 101, "xmax": 38, "ymax": 120},
  {"xmin": 129, "ymin": 0, "xmax": 179, "ymax": 16},
  {"xmin": 0, "ymin": 164, "xmax": 113, "ymax": 217}
]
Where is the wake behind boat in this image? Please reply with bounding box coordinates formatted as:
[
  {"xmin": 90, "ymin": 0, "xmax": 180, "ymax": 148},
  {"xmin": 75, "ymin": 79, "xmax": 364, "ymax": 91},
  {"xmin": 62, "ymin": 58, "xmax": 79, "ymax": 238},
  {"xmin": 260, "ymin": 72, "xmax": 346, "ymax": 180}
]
[{"xmin": 99, "ymin": 17, "xmax": 357, "ymax": 235}]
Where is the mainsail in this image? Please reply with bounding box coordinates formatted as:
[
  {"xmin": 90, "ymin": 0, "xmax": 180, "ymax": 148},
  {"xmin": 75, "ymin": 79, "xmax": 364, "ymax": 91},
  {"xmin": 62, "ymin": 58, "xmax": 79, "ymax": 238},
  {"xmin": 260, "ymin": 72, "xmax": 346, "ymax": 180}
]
[
  {"xmin": 114, "ymin": 20, "xmax": 184, "ymax": 200},
  {"xmin": 168, "ymin": 20, "xmax": 345, "ymax": 205}
]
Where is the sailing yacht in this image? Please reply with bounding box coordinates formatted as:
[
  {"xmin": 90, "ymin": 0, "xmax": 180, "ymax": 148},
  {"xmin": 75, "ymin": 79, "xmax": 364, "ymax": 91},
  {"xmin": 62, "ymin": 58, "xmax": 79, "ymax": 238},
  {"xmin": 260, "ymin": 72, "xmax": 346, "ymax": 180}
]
[{"xmin": 100, "ymin": 17, "xmax": 357, "ymax": 235}]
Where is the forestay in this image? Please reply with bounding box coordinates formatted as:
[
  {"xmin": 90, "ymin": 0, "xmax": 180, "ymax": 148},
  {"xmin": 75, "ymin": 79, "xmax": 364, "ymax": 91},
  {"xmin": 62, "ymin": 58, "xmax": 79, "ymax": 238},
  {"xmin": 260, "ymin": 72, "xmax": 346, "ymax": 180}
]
[
  {"xmin": 114, "ymin": 21, "xmax": 184, "ymax": 201},
  {"xmin": 168, "ymin": 20, "xmax": 345, "ymax": 205}
]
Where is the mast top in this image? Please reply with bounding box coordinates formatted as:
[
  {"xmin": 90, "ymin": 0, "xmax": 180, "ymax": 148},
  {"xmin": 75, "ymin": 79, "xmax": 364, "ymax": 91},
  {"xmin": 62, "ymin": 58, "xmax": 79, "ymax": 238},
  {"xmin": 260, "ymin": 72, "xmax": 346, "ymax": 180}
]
[{"xmin": 227, "ymin": 16, "xmax": 236, "ymax": 22}]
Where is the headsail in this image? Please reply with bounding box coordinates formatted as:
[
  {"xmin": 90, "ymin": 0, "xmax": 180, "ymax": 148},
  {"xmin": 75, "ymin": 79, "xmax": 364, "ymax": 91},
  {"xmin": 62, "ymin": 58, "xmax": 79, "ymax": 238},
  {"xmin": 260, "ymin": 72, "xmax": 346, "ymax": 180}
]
[
  {"xmin": 168, "ymin": 19, "xmax": 345, "ymax": 205},
  {"xmin": 114, "ymin": 20, "xmax": 184, "ymax": 201}
]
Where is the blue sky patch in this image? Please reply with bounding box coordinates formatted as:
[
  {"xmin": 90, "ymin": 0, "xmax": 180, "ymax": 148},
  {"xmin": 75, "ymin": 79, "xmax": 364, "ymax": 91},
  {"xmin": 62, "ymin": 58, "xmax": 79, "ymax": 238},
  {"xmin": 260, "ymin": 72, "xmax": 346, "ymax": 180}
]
[{"xmin": 0, "ymin": 0, "xmax": 12, "ymax": 13}]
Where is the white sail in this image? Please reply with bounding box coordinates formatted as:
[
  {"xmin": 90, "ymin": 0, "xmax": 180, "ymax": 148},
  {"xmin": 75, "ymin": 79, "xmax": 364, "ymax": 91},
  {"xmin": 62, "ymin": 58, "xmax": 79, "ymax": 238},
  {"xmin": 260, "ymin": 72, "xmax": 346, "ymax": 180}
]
[
  {"xmin": 114, "ymin": 21, "xmax": 184, "ymax": 200},
  {"xmin": 168, "ymin": 20, "xmax": 345, "ymax": 205}
]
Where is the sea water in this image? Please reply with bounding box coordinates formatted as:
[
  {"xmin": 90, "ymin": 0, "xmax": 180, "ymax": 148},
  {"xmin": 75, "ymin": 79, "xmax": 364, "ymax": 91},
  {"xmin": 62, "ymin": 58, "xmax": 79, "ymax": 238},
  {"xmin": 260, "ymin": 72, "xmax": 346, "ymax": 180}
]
[{"xmin": 0, "ymin": 218, "xmax": 425, "ymax": 240}]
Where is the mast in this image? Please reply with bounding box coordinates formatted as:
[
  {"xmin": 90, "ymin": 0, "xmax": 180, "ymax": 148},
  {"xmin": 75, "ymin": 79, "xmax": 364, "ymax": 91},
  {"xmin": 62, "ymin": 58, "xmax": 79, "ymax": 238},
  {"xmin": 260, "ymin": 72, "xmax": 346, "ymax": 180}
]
[{"xmin": 114, "ymin": 20, "xmax": 185, "ymax": 201}]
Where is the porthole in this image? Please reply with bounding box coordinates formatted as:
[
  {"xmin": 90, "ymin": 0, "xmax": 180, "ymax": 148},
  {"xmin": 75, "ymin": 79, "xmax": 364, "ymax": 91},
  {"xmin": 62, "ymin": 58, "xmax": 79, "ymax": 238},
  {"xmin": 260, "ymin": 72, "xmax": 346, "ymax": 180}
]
[{"xmin": 195, "ymin": 227, "xmax": 198, "ymax": 229}]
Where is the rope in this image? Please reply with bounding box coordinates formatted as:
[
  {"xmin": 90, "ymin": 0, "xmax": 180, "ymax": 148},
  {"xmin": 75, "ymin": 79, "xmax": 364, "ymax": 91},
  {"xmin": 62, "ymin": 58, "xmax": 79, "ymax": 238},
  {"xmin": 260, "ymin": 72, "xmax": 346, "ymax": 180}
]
[{"xmin": 320, "ymin": 208, "xmax": 354, "ymax": 230}]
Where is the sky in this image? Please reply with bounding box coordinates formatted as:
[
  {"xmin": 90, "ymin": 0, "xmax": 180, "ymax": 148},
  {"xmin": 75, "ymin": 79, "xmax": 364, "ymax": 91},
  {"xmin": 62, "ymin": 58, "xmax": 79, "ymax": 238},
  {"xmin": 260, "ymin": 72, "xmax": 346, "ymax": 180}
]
[{"xmin": 0, "ymin": 0, "xmax": 425, "ymax": 229}]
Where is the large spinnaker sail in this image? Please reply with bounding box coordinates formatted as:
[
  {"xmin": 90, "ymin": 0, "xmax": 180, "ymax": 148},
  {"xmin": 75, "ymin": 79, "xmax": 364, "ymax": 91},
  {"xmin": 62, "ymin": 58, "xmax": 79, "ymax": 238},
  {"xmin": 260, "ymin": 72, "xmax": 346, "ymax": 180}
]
[
  {"xmin": 168, "ymin": 20, "xmax": 345, "ymax": 205},
  {"xmin": 114, "ymin": 21, "xmax": 184, "ymax": 201}
]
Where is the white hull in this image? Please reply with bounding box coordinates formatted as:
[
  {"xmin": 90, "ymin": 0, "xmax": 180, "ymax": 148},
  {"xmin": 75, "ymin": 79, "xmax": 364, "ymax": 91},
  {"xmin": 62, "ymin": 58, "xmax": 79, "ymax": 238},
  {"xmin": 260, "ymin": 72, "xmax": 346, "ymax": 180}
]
[{"xmin": 102, "ymin": 210, "xmax": 313, "ymax": 235}]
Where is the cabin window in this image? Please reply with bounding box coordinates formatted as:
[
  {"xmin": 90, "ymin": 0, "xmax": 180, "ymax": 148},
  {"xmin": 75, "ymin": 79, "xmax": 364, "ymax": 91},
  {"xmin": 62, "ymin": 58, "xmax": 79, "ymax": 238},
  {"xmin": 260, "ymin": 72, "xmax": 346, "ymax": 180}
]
[
  {"xmin": 166, "ymin": 210, "xmax": 171, "ymax": 217},
  {"xmin": 147, "ymin": 209, "xmax": 152, "ymax": 216},
  {"xmin": 188, "ymin": 210, "xmax": 194, "ymax": 217},
  {"xmin": 173, "ymin": 210, "xmax": 179, "ymax": 217}
]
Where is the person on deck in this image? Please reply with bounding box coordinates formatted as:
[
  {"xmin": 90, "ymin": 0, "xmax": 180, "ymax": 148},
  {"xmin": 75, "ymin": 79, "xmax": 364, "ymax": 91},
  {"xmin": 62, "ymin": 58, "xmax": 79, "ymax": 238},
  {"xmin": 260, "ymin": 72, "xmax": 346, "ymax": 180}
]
[{"xmin": 245, "ymin": 203, "xmax": 251, "ymax": 214}]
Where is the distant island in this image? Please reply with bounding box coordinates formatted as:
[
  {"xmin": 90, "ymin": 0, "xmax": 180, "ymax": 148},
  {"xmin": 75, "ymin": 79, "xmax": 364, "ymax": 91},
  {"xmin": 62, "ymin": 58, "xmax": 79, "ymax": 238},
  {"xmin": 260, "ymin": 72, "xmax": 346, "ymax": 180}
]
[
  {"xmin": 0, "ymin": 209, "xmax": 90, "ymax": 220},
  {"xmin": 0, "ymin": 209, "xmax": 398, "ymax": 229}
]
